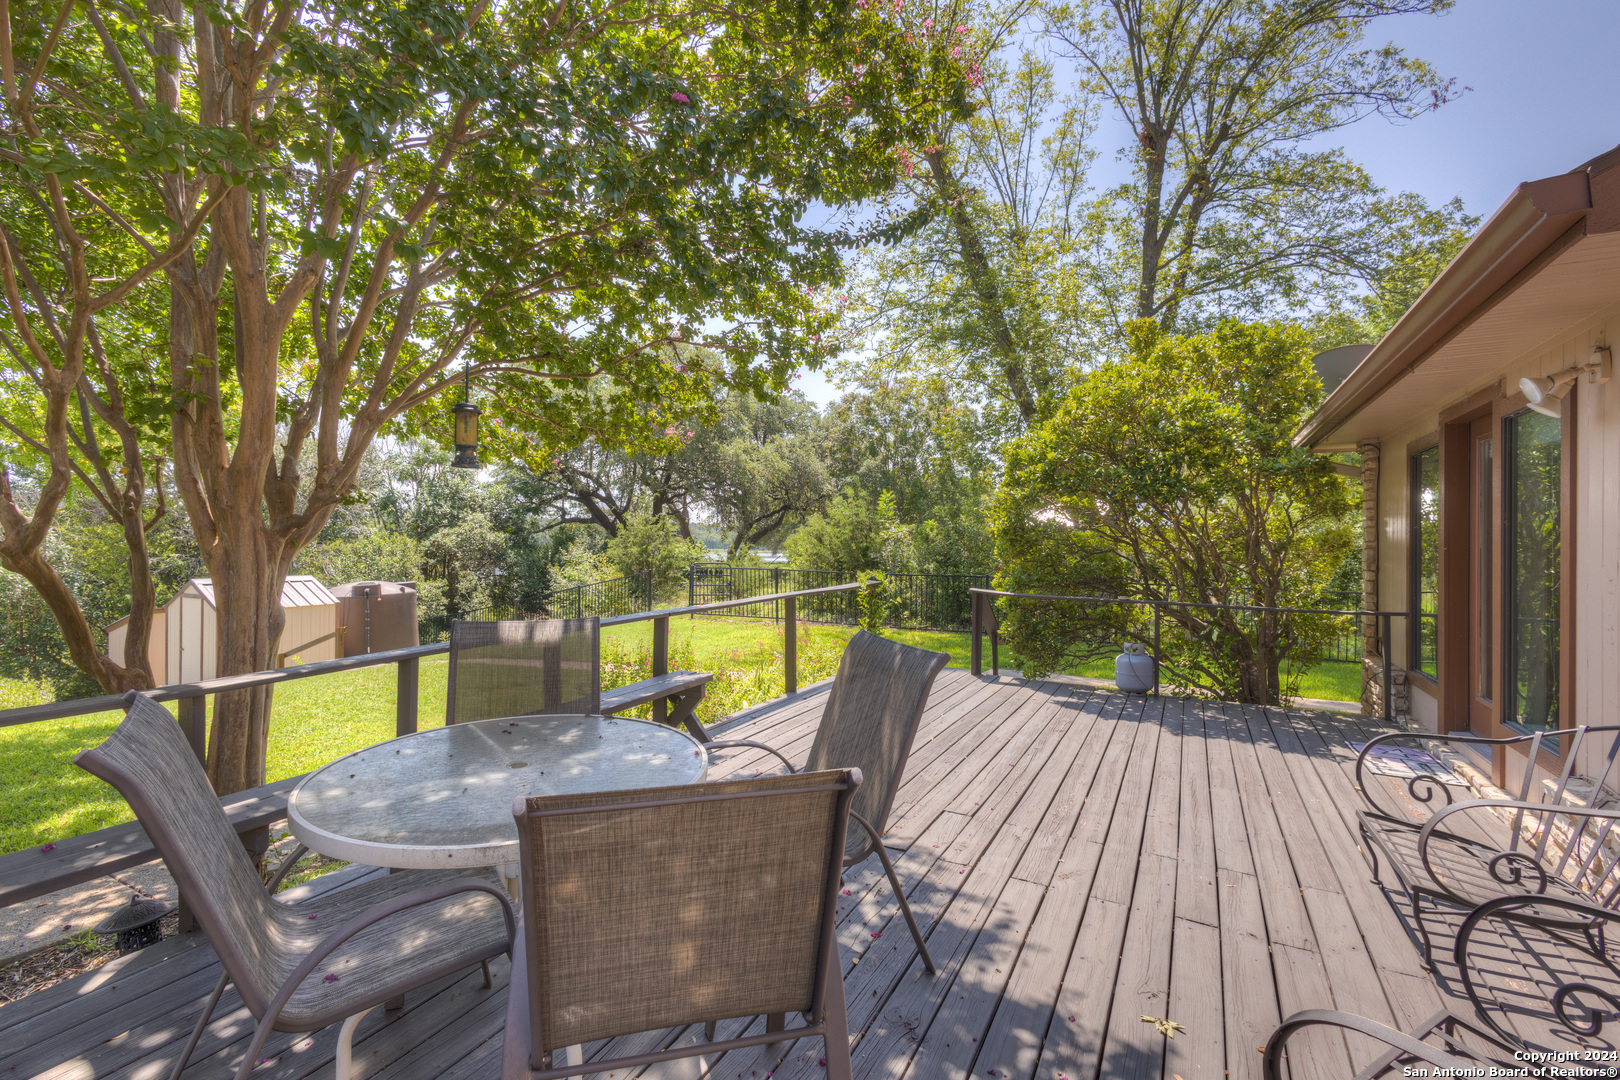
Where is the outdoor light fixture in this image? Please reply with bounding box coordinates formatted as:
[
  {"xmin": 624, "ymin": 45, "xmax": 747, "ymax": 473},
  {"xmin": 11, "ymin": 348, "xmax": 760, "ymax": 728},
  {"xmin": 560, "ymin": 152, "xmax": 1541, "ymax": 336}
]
[
  {"xmin": 1518, "ymin": 345, "xmax": 1612, "ymax": 419},
  {"xmin": 451, "ymin": 364, "xmax": 481, "ymax": 469}
]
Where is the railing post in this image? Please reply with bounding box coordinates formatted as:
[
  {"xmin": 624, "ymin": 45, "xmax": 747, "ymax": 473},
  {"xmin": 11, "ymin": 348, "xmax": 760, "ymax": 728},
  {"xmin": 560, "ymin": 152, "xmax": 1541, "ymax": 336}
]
[
  {"xmin": 688, "ymin": 565, "xmax": 694, "ymax": 611},
  {"xmin": 1381, "ymin": 611, "xmax": 1393, "ymax": 724},
  {"xmin": 179, "ymin": 695, "xmax": 207, "ymax": 766},
  {"xmin": 653, "ymin": 615, "xmax": 669, "ymax": 724},
  {"xmin": 971, "ymin": 591, "xmax": 983, "ymax": 676},
  {"xmin": 784, "ymin": 595, "xmax": 797, "ymax": 694},
  {"xmin": 990, "ymin": 599, "xmax": 999, "ymax": 676},
  {"xmin": 1152, "ymin": 604, "xmax": 1162, "ymax": 697},
  {"xmin": 397, "ymin": 656, "xmax": 419, "ymax": 736}
]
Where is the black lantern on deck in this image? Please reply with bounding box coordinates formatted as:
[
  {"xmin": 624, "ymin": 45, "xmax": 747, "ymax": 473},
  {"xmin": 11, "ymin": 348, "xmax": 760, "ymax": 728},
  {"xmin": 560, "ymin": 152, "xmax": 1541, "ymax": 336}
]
[
  {"xmin": 451, "ymin": 365, "xmax": 481, "ymax": 469},
  {"xmin": 93, "ymin": 893, "xmax": 174, "ymax": 955}
]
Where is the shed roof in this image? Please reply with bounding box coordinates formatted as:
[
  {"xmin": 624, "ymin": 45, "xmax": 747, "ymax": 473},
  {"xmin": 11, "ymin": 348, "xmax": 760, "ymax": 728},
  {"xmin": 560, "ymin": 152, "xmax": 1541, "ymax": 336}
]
[{"xmin": 184, "ymin": 576, "xmax": 338, "ymax": 609}]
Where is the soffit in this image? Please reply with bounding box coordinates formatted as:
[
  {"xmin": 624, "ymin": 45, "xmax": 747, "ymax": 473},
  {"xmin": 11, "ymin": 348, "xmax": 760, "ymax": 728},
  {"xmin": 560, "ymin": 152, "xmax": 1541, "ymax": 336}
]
[{"xmin": 1311, "ymin": 230, "xmax": 1620, "ymax": 450}]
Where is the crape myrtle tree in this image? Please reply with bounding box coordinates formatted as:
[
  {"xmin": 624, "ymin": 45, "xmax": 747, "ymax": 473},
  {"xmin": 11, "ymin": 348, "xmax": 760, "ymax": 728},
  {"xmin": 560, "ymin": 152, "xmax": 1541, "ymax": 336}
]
[
  {"xmin": 992, "ymin": 320, "xmax": 1354, "ymax": 704},
  {"xmin": 0, "ymin": 0, "xmax": 970, "ymax": 793}
]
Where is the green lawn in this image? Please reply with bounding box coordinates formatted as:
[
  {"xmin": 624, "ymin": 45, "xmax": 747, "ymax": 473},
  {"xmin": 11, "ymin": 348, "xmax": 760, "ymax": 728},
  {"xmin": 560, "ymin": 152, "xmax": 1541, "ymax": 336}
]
[{"xmin": 0, "ymin": 616, "xmax": 1362, "ymax": 856}]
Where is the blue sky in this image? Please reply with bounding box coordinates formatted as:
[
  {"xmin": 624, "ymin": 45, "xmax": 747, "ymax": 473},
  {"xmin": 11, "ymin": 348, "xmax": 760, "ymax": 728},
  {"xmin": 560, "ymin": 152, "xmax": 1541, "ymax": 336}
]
[{"xmin": 797, "ymin": 0, "xmax": 1620, "ymax": 407}]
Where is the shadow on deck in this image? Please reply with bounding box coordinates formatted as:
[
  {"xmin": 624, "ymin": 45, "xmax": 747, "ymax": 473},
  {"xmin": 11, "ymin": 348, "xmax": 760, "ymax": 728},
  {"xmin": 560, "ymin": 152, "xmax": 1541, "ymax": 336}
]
[{"xmin": 0, "ymin": 670, "xmax": 1601, "ymax": 1079}]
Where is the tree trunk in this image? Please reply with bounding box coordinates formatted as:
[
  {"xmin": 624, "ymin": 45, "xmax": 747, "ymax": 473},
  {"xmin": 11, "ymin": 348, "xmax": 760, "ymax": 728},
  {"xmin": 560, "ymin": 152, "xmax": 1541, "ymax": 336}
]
[{"xmin": 924, "ymin": 149, "xmax": 1038, "ymax": 423}]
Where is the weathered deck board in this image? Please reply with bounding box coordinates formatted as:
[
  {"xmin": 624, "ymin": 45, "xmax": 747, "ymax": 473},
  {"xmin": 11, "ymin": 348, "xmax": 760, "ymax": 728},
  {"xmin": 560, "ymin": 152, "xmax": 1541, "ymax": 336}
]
[{"xmin": 1, "ymin": 673, "xmax": 1598, "ymax": 1080}]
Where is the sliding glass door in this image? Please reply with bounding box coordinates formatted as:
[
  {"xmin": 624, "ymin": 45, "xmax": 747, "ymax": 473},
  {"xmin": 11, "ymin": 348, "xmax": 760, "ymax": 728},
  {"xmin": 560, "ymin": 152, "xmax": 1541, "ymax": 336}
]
[{"xmin": 1502, "ymin": 409, "xmax": 1562, "ymax": 733}]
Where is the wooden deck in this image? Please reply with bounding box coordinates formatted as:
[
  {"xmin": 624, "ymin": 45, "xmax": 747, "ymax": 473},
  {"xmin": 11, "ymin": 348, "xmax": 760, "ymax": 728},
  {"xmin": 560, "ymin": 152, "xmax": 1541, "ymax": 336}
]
[{"xmin": 2, "ymin": 671, "xmax": 1607, "ymax": 1078}]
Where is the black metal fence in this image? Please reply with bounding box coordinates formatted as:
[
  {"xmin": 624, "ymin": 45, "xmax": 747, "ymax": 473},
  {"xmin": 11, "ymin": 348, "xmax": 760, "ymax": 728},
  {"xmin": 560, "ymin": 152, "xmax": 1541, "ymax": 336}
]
[
  {"xmin": 459, "ymin": 570, "xmax": 654, "ymax": 630},
  {"xmin": 530, "ymin": 570, "xmax": 654, "ymax": 620},
  {"xmin": 686, "ymin": 565, "xmax": 990, "ymax": 632},
  {"xmin": 1319, "ymin": 591, "xmax": 1364, "ymax": 664},
  {"xmin": 688, "ymin": 565, "xmax": 857, "ymax": 623}
]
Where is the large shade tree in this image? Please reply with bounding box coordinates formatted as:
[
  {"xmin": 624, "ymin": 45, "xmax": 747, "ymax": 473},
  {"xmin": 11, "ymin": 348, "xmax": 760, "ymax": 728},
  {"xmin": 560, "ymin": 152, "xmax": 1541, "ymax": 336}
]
[
  {"xmin": 0, "ymin": 0, "xmax": 968, "ymax": 792},
  {"xmin": 993, "ymin": 320, "xmax": 1355, "ymax": 704}
]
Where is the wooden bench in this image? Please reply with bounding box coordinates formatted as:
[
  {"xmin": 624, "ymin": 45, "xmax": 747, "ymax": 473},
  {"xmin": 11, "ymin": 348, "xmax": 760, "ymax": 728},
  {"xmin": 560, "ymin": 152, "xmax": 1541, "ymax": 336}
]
[
  {"xmin": 0, "ymin": 774, "xmax": 302, "ymax": 911},
  {"xmin": 601, "ymin": 671, "xmax": 714, "ymax": 743}
]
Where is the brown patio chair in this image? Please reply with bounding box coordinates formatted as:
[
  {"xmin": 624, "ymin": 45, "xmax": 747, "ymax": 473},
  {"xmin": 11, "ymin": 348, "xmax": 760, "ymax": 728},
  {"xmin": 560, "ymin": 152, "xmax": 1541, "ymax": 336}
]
[
  {"xmin": 502, "ymin": 769, "xmax": 862, "ymax": 1080},
  {"xmin": 447, "ymin": 618, "xmax": 601, "ymax": 724},
  {"xmin": 702, "ymin": 629, "xmax": 948, "ymax": 973},
  {"xmin": 75, "ymin": 692, "xmax": 516, "ymax": 1080}
]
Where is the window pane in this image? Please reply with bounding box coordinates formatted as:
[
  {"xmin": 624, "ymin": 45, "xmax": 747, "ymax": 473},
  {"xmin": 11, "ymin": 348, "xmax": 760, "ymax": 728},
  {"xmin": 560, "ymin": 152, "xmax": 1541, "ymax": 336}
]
[
  {"xmin": 1504, "ymin": 410, "xmax": 1561, "ymax": 733},
  {"xmin": 1413, "ymin": 447, "xmax": 1439, "ymax": 679}
]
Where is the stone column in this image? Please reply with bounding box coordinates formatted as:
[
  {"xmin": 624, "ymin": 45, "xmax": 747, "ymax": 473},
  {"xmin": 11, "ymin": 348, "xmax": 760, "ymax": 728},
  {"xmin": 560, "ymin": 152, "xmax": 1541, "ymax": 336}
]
[{"xmin": 1359, "ymin": 440, "xmax": 1381, "ymax": 717}]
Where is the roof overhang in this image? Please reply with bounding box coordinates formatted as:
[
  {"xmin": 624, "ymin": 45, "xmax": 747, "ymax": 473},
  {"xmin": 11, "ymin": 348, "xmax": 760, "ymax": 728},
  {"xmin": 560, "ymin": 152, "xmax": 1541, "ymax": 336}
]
[{"xmin": 1296, "ymin": 144, "xmax": 1620, "ymax": 451}]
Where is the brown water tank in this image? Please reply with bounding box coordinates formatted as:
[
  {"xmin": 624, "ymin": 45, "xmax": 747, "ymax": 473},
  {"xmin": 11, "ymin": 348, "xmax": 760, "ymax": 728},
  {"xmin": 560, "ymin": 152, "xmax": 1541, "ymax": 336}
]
[{"xmin": 331, "ymin": 581, "xmax": 420, "ymax": 656}]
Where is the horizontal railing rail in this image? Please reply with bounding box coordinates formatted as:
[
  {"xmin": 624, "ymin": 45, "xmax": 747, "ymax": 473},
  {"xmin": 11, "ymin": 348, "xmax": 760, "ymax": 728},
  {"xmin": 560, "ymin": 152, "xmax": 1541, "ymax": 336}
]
[
  {"xmin": 968, "ymin": 588, "xmax": 1410, "ymax": 720},
  {"xmin": 0, "ymin": 580, "xmax": 869, "ymax": 743},
  {"xmin": 687, "ymin": 564, "xmax": 989, "ymax": 631}
]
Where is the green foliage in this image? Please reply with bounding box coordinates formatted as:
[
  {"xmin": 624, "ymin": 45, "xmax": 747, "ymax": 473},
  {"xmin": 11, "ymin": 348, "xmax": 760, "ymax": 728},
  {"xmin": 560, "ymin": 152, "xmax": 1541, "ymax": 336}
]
[
  {"xmin": 294, "ymin": 532, "xmax": 424, "ymax": 587},
  {"xmin": 993, "ymin": 320, "xmax": 1356, "ymax": 704},
  {"xmin": 857, "ymin": 575, "xmax": 893, "ymax": 636},
  {"xmin": 784, "ymin": 489, "xmax": 900, "ymax": 573},
  {"xmin": 603, "ymin": 512, "xmax": 707, "ymax": 601}
]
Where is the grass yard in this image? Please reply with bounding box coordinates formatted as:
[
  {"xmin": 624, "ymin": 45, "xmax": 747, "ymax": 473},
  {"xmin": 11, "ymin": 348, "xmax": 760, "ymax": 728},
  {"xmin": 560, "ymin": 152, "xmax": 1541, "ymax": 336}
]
[{"xmin": 0, "ymin": 616, "xmax": 1362, "ymax": 856}]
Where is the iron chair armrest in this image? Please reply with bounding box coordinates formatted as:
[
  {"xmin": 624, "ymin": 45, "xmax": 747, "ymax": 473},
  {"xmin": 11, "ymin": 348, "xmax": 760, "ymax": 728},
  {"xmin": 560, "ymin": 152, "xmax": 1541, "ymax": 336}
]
[
  {"xmin": 260, "ymin": 877, "xmax": 516, "ymax": 1031},
  {"xmin": 1262, "ymin": 1009, "xmax": 1512, "ymax": 1079},
  {"xmin": 1454, "ymin": 893, "xmax": 1620, "ymax": 1044},
  {"xmin": 1354, "ymin": 731, "xmax": 1532, "ymax": 819},
  {"xmin": 702, "ymin": 740, "xmax": 797, "ymax": 774},
  {"xmin": 1416, "ymin": 798, "xmax": 1620, "ymax": 903}
]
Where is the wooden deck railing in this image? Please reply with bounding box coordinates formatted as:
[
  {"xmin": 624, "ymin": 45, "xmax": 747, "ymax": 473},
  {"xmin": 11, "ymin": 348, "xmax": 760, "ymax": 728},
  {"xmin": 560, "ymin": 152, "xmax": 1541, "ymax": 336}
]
[
  {"xmin": 969, "ymin": 587, "xmax": 1409, "ymax": 721},
  {"xmin": 0, "ymin": 581, "xmax": 869, "ymax": 916},
  {"xmin": 0, "ymin": 579, "xmax": 867, "ymax": 747}
]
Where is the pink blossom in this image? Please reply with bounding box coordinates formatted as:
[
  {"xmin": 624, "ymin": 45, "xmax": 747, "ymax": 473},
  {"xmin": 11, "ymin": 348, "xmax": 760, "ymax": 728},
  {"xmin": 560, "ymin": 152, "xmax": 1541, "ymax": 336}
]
[
  {"xmin": 40, "ymin": 842, "xmax": 55, "ymax": 853},
  {"xmin": 671, "ymin": 92, "xmax": 690, "ymax": 103},
  {"xmin": 955, "ymin": 24, "xmax": 968, "ymax": 32},
  {"xmin": 922, "ymin": 18, "xmax": 933, "ymax": 29},
  {"xmin": 951, "ymin": 45, "xmax": 962, "ymax": 58}
]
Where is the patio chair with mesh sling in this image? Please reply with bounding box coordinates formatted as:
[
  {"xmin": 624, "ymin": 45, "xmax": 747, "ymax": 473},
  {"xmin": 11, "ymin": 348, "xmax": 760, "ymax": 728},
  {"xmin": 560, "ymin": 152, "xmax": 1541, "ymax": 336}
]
[
  {"xmin": 702, "ymin": 629, "xmax": 949, "ymax": 974},
  {"xmin": 74, "ymin": 693, "xmax": 516, "ymax": 1080},
  {"xmin": 446, "ymin": 618, "xmax": 601, "ymax": 724},
  {"xmin": 501, "ymin": 769, "xmax": 862, "ymax": 1080}
]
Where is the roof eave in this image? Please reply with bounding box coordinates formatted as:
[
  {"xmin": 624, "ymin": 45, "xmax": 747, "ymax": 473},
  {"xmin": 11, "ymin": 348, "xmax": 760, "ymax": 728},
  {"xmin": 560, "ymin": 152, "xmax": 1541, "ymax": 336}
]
[{"xmin": 1294, "ymin": 169, "xmax": 1595, "ymax": 449}]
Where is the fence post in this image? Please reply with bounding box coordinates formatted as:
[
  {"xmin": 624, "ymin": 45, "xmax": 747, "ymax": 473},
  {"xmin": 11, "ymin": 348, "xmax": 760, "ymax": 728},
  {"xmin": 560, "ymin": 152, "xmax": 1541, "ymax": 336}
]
[
  {"xmin": 990, "ymin": 599, "xmax": 999, "ymax": 676},
  {"xmin": 688, "ymin": 566, "xmax": 695, "ymax": 611},
  {"xmin": 179, "ymin": 695, "xmax": 207, "ymax": 765},
  {"xmin": 1152, "ymin": 605, "xmax": 1162, "ymax": 697},
  {"xmin": 397, "ymin": 656, "xmax": 419, "ymax": 736},
  {"xmin": 1381, "ymin": 611, "xmax": 1393, "ymax": 724},
  {"xmin": 784, "ymin": 595, "xmax": 797, "ymax": 694},
  {"xmin": 971, "ymin": 591, "xmax": 982, "ymax": 676},
  {"xmin": 653, "ymin": 615, "xmax": 669, "ymax": 724}
]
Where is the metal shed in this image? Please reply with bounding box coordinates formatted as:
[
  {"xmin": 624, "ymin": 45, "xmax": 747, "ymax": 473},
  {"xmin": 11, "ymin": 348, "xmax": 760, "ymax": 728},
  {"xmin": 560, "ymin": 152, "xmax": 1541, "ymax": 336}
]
[{"xmin": 106, "ymin": 575, "xmax": 340, "ymax": 684}]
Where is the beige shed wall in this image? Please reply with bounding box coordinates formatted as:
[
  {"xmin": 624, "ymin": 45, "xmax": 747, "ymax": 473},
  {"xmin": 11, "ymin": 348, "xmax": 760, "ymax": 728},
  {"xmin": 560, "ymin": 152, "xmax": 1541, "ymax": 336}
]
[{"xmin": 278, "ymin": 603, "xmax": 338, "ymax": 664}]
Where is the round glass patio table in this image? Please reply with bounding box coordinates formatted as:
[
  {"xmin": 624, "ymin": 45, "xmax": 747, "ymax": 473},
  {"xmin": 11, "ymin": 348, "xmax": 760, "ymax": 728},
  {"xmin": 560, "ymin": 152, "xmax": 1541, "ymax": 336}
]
[{"xmin": 286, "ymin": 713, "xmax": 709, "ymax": 873}]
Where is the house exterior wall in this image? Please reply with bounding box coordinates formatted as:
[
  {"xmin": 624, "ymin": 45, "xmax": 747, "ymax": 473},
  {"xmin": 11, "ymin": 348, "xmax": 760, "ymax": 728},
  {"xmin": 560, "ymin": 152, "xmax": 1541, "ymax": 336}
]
[{"xmin": 1372, "ymin": 305, "xmax": 1620, "ymax": 781}]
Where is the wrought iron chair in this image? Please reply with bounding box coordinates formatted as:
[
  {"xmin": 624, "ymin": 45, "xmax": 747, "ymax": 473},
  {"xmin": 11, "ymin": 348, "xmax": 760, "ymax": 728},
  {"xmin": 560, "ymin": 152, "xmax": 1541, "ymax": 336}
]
[
  {"xmin": 1262, "ymin": 1009, "xmax": 1519, "ymax": 1078},
  {"xmin": 75, "ymin": 693, "xmax": 516, "ymax": 1080},
  {"xmin": 1354, "ymin": 724, "xmax": 1620, "ymax": 966},
  {"xmin": 1455, "ymin": 892, "xmax": 1620, "ymax": 1045},
  {"xmin": 446, "ymin": 618, "xmax": 601, "ymax": 724},
  {"xmin": 703, "ymin": 629, "xmax": 949, "ymax": 973},
  {"xmin": 501, "ymin": 769, "xmax": 862, "ymax": 1080}
]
